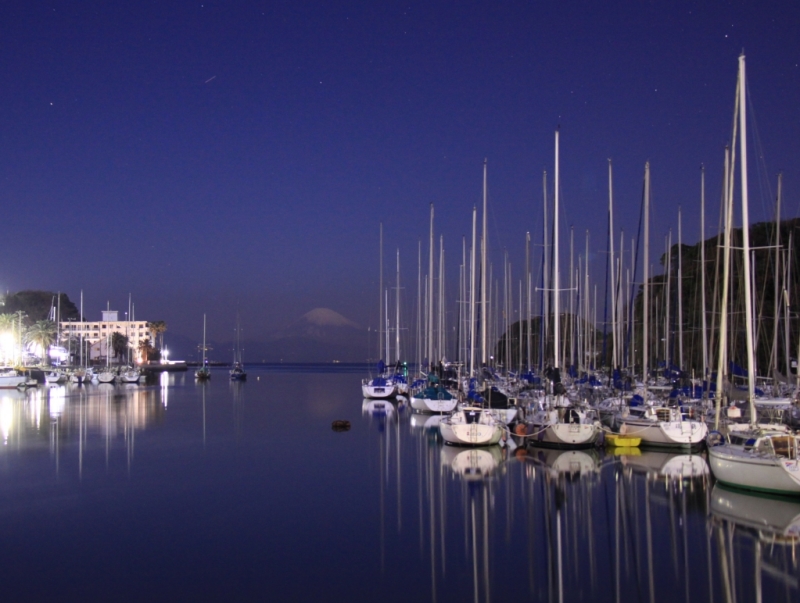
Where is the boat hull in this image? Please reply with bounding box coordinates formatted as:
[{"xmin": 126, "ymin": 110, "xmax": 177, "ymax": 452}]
[
  {"xmin": 622, "ymin": 418, "xmax": 707, "ymax": 448},
  {"xmin": 0, "ymin": 375, "xmax": 26, "ymax": 389},
  {"xmin": 361, "ymin": 383, "xmax": 396, "ymax": 399},
  {"xmin": 410, "ymin": 396, "xmax": 458, "ymax": 414},
  {"xmin": 529, "ymin": 422, "xmax": 599, "ymax": 449},
  {"xmin": 709, "ymin": 445, "xmax": 800, "ymax": 495},
  {"xmin": 439, "ymin": 421, "xmax": 503, "ymax": 446}
]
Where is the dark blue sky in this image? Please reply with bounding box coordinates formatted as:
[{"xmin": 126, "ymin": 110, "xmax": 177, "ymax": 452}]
[{"xmin": 1, "ymin": 1, "xmax": 798, "ymax": 345}]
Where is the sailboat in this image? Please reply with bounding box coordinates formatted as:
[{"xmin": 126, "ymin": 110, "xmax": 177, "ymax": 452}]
[
  {"xmin": 526, "ymin": 131, "xmax": 600, "ymax": 449},
  {"xmin": 229, "ymin": 318, "xmax": 247, "ymax": 381},
  {"xmin": 97, "ymin": 331, "xmax": 116, "ymax": 383},
  {"xmin": 707, "ymin": 54, "xmax": 800, "ymax": 495},
  {"xmin": 196, "ymin": 314, "xmax": 211, "ymax": 381}
]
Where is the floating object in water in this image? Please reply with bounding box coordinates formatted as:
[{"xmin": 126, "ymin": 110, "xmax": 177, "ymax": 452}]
[
  {"xmin": 331, "ymin": 420, "xmax": 351, "ymax": 432},
  {"xmin": 605, "ymin": 433, "xmax": 641, "ymax": 448}
]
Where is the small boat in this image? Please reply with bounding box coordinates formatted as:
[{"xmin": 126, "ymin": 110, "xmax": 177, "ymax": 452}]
[
  {"xmin": 605, "ymin": 433, "xmax": 641, "ymax": 448},
  {"xmin": 0, "ymin": 370, "xmax": 26, "ymax": 389},
  {"xmin": 619, "ymin": 405, "xmax": 707, "ymax": 448},
  {"xmin": 120, "ymin": 367, "xmax": 141, "ymax": 384},
  {"xmin": 409, "ymin": 373, "xmax": 457, "ymax": 413},
  {"xmin": 709, "ymin": 430, "xmax": 800, "ymax": 495},
  {"xmin": 44, "ymin": 370, "xmax": 67, "ymax": 384},
  {"xmin": 439, "ymin": 406, "xmax": 504, "ymax": 446},
  {"xmin": 229, "ymin": 362, "xmax": 246, "ymax": 381},
  {"xmin": 229, "ymin": 318, "xmax": 247, "ymax": 381},
  {"xmin": 97, "ymin": 369, "xmax": 116, "ymax": 384},
  {"xmin": 196, "ymin": 314, "xmax": 211, "ymax": 381},
  {"xmin": 525, "ymin": 394, "xmax": 601, "ymax": 449}
]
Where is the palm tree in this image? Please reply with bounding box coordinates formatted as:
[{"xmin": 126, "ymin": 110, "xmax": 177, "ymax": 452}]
[
  {"xmin": 147, "ymin": 320, "xmax": 168, "ymax": 351},
  {"xmin": 137, "ymin": 337, "xmax": 157, "ymax": 362},
  {"xmin": 25, "ymin": 320, "xmax": 57, "ymax": 365},
  {"xmin": 111, "ymin": 332, "xmax": 130, "ymax": 364}
]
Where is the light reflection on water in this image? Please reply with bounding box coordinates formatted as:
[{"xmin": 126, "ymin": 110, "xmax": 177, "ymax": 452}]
[
  {"xmin": 0, "ymin": 368, "xmax": 796, "ymax": 602},
  {"xmin": 368, "ymin": 395, "xmax": 800, "ymax": 603}
]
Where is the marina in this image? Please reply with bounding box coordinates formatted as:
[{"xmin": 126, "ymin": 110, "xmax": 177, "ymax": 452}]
[{"xmin": 0, "ymin": 365, "xmax": 797, "ymax": 601}]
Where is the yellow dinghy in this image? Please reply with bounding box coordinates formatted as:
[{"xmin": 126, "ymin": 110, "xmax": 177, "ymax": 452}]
[{"xmin": 605, "ymin": 433, "xmax": 641, "ymax": 448}]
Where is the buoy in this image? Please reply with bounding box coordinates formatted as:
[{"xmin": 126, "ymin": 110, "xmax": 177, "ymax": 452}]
[
  {"xmin": 619, "ymin": 422, "xmax": 628, "ymax": 435},
  {"xmin": 514, "ymin": 423, "xmax": 527, "ymax": 437},
  {"xmin": 332, "ymin": 420, "xmax": 351, "ymax": 432}
]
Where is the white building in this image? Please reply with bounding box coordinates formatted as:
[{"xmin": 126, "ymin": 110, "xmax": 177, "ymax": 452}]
[{"xmin": 60, "ymin": 310, "xmax": 151, "ymax": 364}]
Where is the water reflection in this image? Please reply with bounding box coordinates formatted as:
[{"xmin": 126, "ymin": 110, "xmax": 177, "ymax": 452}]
[
  {"xmin": 711, "ymin": 485, "xmax": 800, "ymax": 602},
  {"xmin": 364, "ymin": 402, "xmax": 800, "ymax": 603},
  {"xmin": 0, "ymin": 383, "xmax": 168, "ymax": 476}
]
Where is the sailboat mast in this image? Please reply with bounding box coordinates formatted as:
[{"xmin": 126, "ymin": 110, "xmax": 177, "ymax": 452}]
[
  {"xmin": 525, "ymin": 231, "xmax": 531, "ymax": 371},
  {"xmin": 700, "ymin": 167, "xmax": 709, "ymax": 386},
  {"xmin": 608, "ymin": 159, "xmax": 617, "ymax": 369},
  {"xmin": 643, "ymin": 162, "xmax": 650, "ymax": 386},
  {"xmin": 771, "ymin": 173, "xmax": 782, "ymax": 377},
  {"xmin": 553, "ymin": 130, "xmax": 560, "ymax": 370},
  {"xmin": 481, "ymin": 159, "xmax": 488, "ymax": 366},
  {"xmin": 379, "ymin": 222, "xmax": 383, "ymax": 361},
  {"xmin": 438, "ymin": 235, "xmax": 444, "ymax": 361},
  {"xmin": 469, "ymin": 205, "xmax": 477, "ymax": 376},
  {"xmin": 678, "ymin": 208, "xmax": 684, "ymax": 369},
  {"xmin": 715, "ymin": 143, "xmax": 736, "ymax": 430},
  {"xmin": 80, "ymin": 290, "xmax": 84, "ymax": 367},
  {"xmin": 396, "ymin": 249, "xmax": 400, "ymax": 363},
  {"xmin": 428, "ymin": 203, "xmax": 434, "ymax": 368},
  {"xmin": 569, "ymin": 226, "xmax": 575, "ymax": 368},
  {"xmin": 417, "ymin": 239, "xmax": 421, "ymax": 371},
  {"xmin": 738, "ymin": 53, "xmax": 757, "ymax": 412}
]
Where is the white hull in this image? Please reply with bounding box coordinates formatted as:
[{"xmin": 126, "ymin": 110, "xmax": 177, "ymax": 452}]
[
  {"xmin": 97, "ymin": 371, "xmax": 116, "ymax": 384},
  {"xmin": 709, "ymin": 444, "xmax": 800, "ymax": 495},
  {"xmin": 439, "ymin": 408, "xmax": 503, "ymax": 446},
  {"xmin": 120, "ymin": 370, "xmax": 141, "ymax": 383},
  {"xmin": 361, "ymin": 382, "xmax": 396, "ymax": 399},
  {"xmin": 410, "ymin": 396, "xmax": 458, "ymax": 414},
  {"xmin": 44, "ymin": 372, "xmax": 67, "ymax": 384},
  {"xmin": 530, "ymin": 422, "xmax": 599, "ymax": 448},
  {"xmin": 622, "ymin": 418, "xmax": 707, "ymax": 448},
  {"xmin": 440, "ymin": 422, "xmax": 503, "ymax": 446},
  {"xmin": 0, "ymin": 374, "xmax": 26, "ymax": 389}
]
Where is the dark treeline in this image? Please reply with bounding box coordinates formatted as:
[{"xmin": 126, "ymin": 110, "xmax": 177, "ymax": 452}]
[{"xmin": 494, "ymin": 218, "xmax": 800, "ymax": 378}]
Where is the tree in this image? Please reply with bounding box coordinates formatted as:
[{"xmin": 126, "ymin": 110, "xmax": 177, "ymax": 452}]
[
  {"xmin": 111, "ymin": 332, "xmax": 130, "ymax": 364},
  {"xmin": 25, "ymin": 320, "xmax": 57, "ymax": 365},
  {"xmin": 147, "ymin": 320, "xmax": 167, "ymax": 351},
  {"xmin": 137, "ymin": 338, "xmax": 158, "ymax": 362},
  {"xmin": 3, "ymin": 291, "xmax": 80, "ymax": 322}
]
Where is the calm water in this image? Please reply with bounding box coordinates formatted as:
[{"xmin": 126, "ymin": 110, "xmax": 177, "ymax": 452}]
[{"xmin": 0, "ymin": 366, "xmax": 798, "ymax": 602}]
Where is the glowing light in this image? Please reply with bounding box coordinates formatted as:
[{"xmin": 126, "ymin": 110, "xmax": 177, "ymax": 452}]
[{"xmin": 0, "ymin": 398, "xmax": 13, "ymax": 444}]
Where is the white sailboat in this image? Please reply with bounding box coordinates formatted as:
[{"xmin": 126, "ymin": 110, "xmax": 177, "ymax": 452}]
[
  {"xmin": 439, "ymin": 406, "xmax": 504, "ymax": 446},
  {"xmin": 526, "ymin": 131, "xmax": 600, "ymax": 449},
  {"xmin": 0, "ymin": 370, "xmax": 26, "ymax": 389},
  {"xmin": 708, "ymin": 54, "xmax": 800, "ymax": 495},
  {"xmin": 438, "ymin": 162, "xmax": 502, "ymax": 445},
  {"xmin": 196, "ymin": 314, "xmax": 211, "ymax": 381},
  {"xmin": 618, "ymin": 162, "xmax": 707, "ymax": 448}
]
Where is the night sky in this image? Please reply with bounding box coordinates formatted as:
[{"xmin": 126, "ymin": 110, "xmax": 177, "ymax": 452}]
[{"xmin": 1, "ymin": 1, "xmax": 798, "ymax": 347}]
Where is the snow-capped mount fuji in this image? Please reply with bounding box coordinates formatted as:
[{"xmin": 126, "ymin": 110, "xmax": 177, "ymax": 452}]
[{"xmin": 259, "ymin": 308, "xmax": 366, "ymax": 362}]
